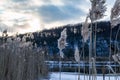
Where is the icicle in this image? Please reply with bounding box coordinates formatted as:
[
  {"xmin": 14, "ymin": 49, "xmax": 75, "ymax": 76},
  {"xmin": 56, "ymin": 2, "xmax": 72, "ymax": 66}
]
[
  {"xmin": 58, "ymin": 28, "xmax": 67, "ymax": 58},
  {"xmin": 81, "ymin": 16, "xmax": 89, "ymax": 42},
  {"xmin": 74, "ymin": 46, "xmax": 80, "ymax": 62},
  {"xmin": 110, "ymin": 0, "xmax": 120, "ymax": 28}
]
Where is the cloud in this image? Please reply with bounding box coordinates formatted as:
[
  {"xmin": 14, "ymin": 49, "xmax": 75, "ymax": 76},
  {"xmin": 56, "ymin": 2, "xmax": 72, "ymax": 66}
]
[
  {"xmin": 39, "ymin": 5, "xmax": 67, "ymax": 22},
  {"xmin": 39, "ymin": 5, "xmax": 85, "ymax": 23},
  {"xmin": 61, "ymin": 0, "xmax": 85, "ymax": 6},
  {"xmin": 0, "ymin": 0, "xmax": 117, "ymax": 35},
  {"xmin": 11, "ymin": 0, "xmax": 28, "ymax": 3}
]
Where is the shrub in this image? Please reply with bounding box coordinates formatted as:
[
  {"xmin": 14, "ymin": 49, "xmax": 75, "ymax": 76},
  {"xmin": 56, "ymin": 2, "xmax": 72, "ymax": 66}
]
[{"xmin": 0, "ymin": 36, "xmax": 48, "ymax": 80}]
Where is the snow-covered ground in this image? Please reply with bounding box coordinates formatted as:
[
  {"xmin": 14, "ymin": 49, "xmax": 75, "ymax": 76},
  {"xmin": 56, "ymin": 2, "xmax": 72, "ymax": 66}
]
[{"xmin": 42, "ymin": 72, "xmax": 120, "ymax": 80}]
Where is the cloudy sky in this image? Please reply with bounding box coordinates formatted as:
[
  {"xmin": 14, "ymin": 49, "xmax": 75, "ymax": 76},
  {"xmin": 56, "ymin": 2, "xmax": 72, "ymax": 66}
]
[{"xmin": 0, "ymin": 0, "xmax": 116, "ymax": 35}]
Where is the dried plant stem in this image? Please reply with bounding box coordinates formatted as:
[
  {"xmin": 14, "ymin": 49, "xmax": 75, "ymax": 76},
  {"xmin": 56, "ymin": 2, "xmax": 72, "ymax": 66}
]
[
  {"xmin": 78, "ymin": 61, "xmax": 80, "ymax": 80},
  {"xmin": 93, "ymin": 22, "xmax": 97, "ymax": 80},
  {"xmin": 94, "ymin": 22, "xmax": 97, "ymax": 59},
  {"xmin": 59, "ymin": 55, "xmax": 62, "ymax": 80},
  {"xmin": 89, "ymin": 21, "xmax": 93, "ymax": 80},
  {"xmin": 114, "ymin": 26, "xmax": 120, "ymax": 54},
  {"xmin": 114, "ymin": 25, "xmax": 120, "ymax": 80},
  {"xmin": 82, "ymin": 39, "xmax": 86, "ymax": 80},
  {"xmin": 0, "ymin": 46, "xmax": 48, "ymax": 80},
  {"xmin": 109, "ymin": 27, "xmax": 112, "ymax": 80}
]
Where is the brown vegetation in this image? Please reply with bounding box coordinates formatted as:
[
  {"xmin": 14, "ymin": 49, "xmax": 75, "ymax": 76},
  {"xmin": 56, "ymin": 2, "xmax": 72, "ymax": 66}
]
[{"xmin": 0, "ymin": 36, "xmax": 48, "ymax": 80}]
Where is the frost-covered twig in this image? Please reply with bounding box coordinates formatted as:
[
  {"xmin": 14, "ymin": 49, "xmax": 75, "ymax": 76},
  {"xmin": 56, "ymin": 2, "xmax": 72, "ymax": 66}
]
[
  {"xmin": 74, "ymin": 46, "xmax": 80, "ymax": 63},
  {"xmin": 88, "ymin": 1, "xmax": 107, "ymax": 80},
  {"xmin": 111, "ymin": 0, "xmax": 120, "ymax": 28},
  {"xmin": 110, "ymin": 1, "xmax": 120, "ymax": 76},
  {"xmin": 112, "ymin": 54, "xmax": 120, "ymax": 65},
  {"xmin": 81, "ymin": 16, "xmax": 89, "ymax": 42},
  {"xmin": 0, "ymin": 34, "xmax": 48, "ymax": 80},
  {"xmin": 58, "ymin": 28, "xmax": 67, "ymax": 80},
  {"xmin": 58, "ymin": 28, "xmax": 67, "ymax": 58},
  {"xmin": 91, "ymin": 58, "xmax": 97, "ymax": 80},
  {"xmin": 106, "ymin": 65, "xmax": 119, "ymax": 80},
  {"xmin": 106, "ymin": 65, "xmax": 116, "ymax": 74},
  {"xmin": 74, "ymin": 45, "xmax": 80, "ymax": 80},
  {"xmin": 89, "ymin": 0, "xmax": 107, "ymax": 21}
]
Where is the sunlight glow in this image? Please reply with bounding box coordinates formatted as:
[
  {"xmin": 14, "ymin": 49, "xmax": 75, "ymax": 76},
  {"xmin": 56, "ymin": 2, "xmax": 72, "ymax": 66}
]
[
  {"xmin": 28, "ymin": 17, "xmax": 41, "ymax": 32},
  {"xmin": 0, "ymin": 0, "xmax": 116, "ymax": 36},
  {"xmin": 0, "ymin": 10, "xmax": 41, "ymax": 35}
]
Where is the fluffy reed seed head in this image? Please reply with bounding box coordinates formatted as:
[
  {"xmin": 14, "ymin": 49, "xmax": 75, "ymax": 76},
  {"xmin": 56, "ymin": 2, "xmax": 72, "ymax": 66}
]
[{"xmin": 58, "ymin": 28, "xmax": 67, "ymax": 58}]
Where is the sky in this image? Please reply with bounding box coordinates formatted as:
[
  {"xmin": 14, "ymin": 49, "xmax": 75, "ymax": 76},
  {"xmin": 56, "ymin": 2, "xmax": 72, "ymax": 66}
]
[{"xmin": 0, "ymin": 0, "xmax": 116, "ymax": 35}]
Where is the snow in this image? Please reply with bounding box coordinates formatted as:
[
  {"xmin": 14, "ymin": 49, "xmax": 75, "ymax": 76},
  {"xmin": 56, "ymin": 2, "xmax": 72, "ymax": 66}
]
[{"xmin": 44, "ymin": 72, "xmax": 120, "ymax": 80}]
